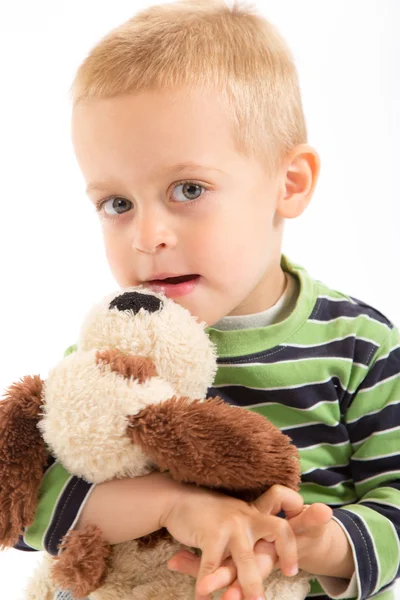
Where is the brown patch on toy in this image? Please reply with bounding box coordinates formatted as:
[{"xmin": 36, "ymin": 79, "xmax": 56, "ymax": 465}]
[
  {"xmin": 96, "ymin": 349, "xmax": 157, "ymax": 382},
  {"xmin": 128, "ymin": 396, "xmax": 300, "ymax": 494},
  {"xmin": 0, "ymin": 374, "xmax": 48, "ymax": 548},
  {"xmin": 52, "ymin": 524, "xmax": 112, "ymax": 598},
  {"xmin": 137, "ymin": 527, "xmax": 173, "ymax": 550}
]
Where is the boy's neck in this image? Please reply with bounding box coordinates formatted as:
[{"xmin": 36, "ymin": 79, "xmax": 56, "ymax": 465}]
[{"xmin": 227, "ymin": 262, "xmax": 287, "ymax": 317}]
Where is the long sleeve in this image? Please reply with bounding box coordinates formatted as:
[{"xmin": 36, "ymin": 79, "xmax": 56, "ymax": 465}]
[
  {"xmin": 319, "ymin": 324, "xmax": 400, "ymax": 599},
  {"xmin": 14, "ymin": 462, "xmax": 95, "ymax": 555},
  {"xmin": 13, "ymin": 343, "xmax": 95, "ymax": 557}
]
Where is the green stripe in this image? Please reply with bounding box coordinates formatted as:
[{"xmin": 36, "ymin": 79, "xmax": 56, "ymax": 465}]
[
  {"xmin": 24, "ymin": 463, "xmax": 72, "ymax": 550},
  {"xmin": 369, "ymin": 589, "xmax": 396, "ymax": 599},
  {"xmin": 299, "ymin": 443, "xmax": 352, "ymax": 473},
  {"xmin": 299, "ymin": 481, "xmax": 357, "ymax": 505},
  {"xmin": 249, "ymin": 402, "xmax": 340, "ymax": 429},
  {"xmin": 360, "ymin": 485, "xmax": 400, "ymax": 507},
  {"xmin": 297, "ymin": 317, "xmax": 390, "ymax": 349},
  {"xmin": 215, "ymin": 359, "xmax": 352, "ymax": 389},
  {"xmin": 64, "ymin": 343, "xmax": 77, "ymax": 357},
  {"xmin": 341, "ymin": 504, "xmax": 400, "ymax": 593},
  {"xmin": 356, "ymin": 471, "xmax": 400, "ymax": 498},
  {"xmin": 352, "ymin": 433, "xmax": 400, "ymax": 460},
  {"xmin": 347, "ymin": 379, "xmax": 400, "ymax": 422}
]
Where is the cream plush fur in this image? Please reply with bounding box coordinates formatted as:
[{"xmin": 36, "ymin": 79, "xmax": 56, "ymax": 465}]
[{"xmin": 21, "ymin": 287, "xmax": 312, "ymax": 600}]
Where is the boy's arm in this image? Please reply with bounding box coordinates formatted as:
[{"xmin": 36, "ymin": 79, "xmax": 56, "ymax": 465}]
[
  {"xmin": 13, "ymin": 343, "xmax": 92, "ymax": 555},
  {"xmin": 318, "ymin": 324, "xmax": 400, "ymax": 600}
]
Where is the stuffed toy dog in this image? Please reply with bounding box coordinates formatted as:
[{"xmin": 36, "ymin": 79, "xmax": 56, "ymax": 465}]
[{"xmin": 0, "ymin": 287, "xmax": 312, "ymax": 600}]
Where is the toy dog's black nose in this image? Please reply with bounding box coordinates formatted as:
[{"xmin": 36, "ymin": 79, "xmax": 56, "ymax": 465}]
[{"xmin": 109, "ymin": 291, "xmax": 163, "ymax": 314}]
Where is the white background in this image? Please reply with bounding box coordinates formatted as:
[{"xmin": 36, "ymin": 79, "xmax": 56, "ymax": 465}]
[{"xmin": 0, "ymin": 0, "xmax": 399, "ymax": 598}]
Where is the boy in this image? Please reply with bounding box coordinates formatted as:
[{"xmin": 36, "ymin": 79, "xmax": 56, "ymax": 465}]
[{"xmin": 13, "ymin": 1, "xmax": 400, "ymax": 599}]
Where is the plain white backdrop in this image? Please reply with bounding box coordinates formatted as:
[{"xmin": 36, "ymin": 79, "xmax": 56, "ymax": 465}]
[{"xmin": 0, "ymin": 0, "xmax": 399, "ymax": 598}]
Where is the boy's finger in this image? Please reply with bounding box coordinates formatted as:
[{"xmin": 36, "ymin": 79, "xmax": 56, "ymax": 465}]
[
  {"xmin": 258, "ymin": 514, "xmax": 298, "ymax": 577},
  {"xmin": 253, "ymin": 484, "xmax": 304, "ymax": 519},
  {"xmin": 289, "ymin": 503, "xmax": 332, "ymax": 534},
  {"xmin": 228, "ymin": 529, "xmax": 266, "ymax": 599},
  {"xmin": 195, "ymin": 540, "xmax": 227, "ymax": 600},
  {"xmin": 168, "ymin": 549, "xmax": 201, "ymax": 576},
  {"xmin": 203, "ymin": 540, "xmax": 276, "ymax": 597},
  {"xmin": 221, "ymin": 580, "xmax": 243, "ymax": 600}
]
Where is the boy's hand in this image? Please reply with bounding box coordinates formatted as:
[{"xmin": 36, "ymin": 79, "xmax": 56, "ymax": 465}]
[
  {"xmin": 167, "ymin": 486, "xmax": 332, "ymax": 600},
  {"xmin": 161, "ymin": 484, "xmax": 303, "ymax": 600}
]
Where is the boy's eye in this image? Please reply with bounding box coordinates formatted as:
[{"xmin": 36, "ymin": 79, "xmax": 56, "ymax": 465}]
[
  {"xmin": 172, "ymin": 182, "xmax": 204, "ymax": 202},
  {"xmin": 102, "ymin": 197, "xmax": 132, "ymax": 216}
]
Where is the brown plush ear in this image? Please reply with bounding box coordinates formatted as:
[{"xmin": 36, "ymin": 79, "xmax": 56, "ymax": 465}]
[
  {"xmin": 127, "ymin": 396, "xmax": 300, "ymax": 498},
  {"xmin": 52, "ymin": 525, "xmax": 112, "ymax": 598},
  {"xmin": 0, "ymin": 374, "xmax": 48, "ymax": 548}
]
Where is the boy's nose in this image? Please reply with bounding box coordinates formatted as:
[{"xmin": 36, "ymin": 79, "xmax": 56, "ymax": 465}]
[
  {"xmin": 109, "ymin": 291, "xmax": 163, "ymax": 314},
  {"xmin": 132, "ymin": 210, "xmax": 177, "ymax": 254}
]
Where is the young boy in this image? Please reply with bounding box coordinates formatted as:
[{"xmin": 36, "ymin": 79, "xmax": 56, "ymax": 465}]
[{"xmin": 13, "ymin": 1, "xmax": 400, "ymax": 599}]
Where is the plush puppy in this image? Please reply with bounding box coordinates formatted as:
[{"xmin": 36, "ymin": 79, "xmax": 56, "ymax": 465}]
[{"xmin": 0, "ymin": 288, "xmax": 312, "ymax": 600}]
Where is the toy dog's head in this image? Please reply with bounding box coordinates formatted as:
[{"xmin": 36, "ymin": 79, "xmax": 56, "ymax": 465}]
[{"xmin": 39, "ymin": 287, "xmax": 217, "ymax": 483}]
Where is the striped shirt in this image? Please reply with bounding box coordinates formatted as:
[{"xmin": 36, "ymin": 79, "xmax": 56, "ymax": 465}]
[{"xmin": 15, "ymin": 256, "xmax": 400, "ymax": 600}]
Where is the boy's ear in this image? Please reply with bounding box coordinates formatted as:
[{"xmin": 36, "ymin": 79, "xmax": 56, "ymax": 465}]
[
  {"xmin": 0, "ymin": 375, "xmax": 48, "ymax": 548},
  {"xmin": 277, "ymin": 144, "xmax": 320, "ymax": 219}
]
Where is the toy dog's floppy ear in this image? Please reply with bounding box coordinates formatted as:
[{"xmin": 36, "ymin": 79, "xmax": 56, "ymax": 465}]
[
  {"xmin": 127, "ymin": 396, "xmax": 300, "ymax": 500},
  {"xmin": 0, "ymin": 374, "xmax": 48, "ymax": 548}
]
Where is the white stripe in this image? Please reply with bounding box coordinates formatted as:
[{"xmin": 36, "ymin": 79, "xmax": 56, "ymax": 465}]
[
  {"xmin": 352, "ymin": 425, "xmax": 400, "ymax": 448},
  {"xmin": 301, "ymin": 477, "xmax": 353, "ymax": 489},
  {"xmin": 309, "ymin": 314, "xmax": 391, "ymax": 330},
  {"xmin": 369, "ymin": 582, "xmax": 396, "ymax": 598},
  {"xmin": 359, "ymin": 498, "xmax": 400, "ymax": 511},
  {"xmin": 63, "ymin": 484, "xmax": 97, "ymax": 556},
  {"xmin": 281, "ymin": 333, "xmax": 379, "ymax": 349},
  {"xmin": 338, "ymin": 509, "xmax": 381, "ymax": 596},
  {"xmin": 300, "ymin": 440, "xmax": 349, "ymax": 451},
  {"xmin": 354, "ymin": 469, "xmax": 400, "ymax": 487},
  {"xmin": 359, "ymin": 509, "xmax": 399, "ymax": 594},
  {"xmin": 302, "ymin": 462, "xmax": 349, "ymax": 476},
  {"xmin": 219, "ymin": 356, "xmax": 368, "ymax": 368},
  {"xmin": 241, "ymin": 399, "xmax": 335, "ymax": 412},
  {"xmin": 281, "ymin": 420, "xmax": 339, "ymax": 431},
  {"xmin": 41, "ymin": 469, "xmax": 74, "ymax": 550},
  {"xmin": 212, "ymin": 375, "xmax": 346, "ymax": 392},
  {"xmin": 352, "ymin": 450, "xmax": 400, "ymax": 462},
  {"xmin": 330, "ymin": 515, "xmax": 363, "ymax": 596},
  {"xmin": 317, "ymin": 294, "xmax": 357, "ymax": 304},
  {"xmin": 357, "ymin": 372, "xmax": 400, "ymax": 395},
  {"xmin": 346, "ymin": 399, "xmax": 400, "ymax": 424}
]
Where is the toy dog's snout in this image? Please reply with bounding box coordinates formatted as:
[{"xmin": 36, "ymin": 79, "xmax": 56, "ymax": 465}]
[{"xmin": 109, "ymin": 291, "xmax": 163, "ymax": 314}]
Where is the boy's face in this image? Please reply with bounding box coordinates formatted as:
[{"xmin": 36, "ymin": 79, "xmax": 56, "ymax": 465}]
[{"xmin": 72, "ymin": 87, "xmax": 286, "ymax": 325}]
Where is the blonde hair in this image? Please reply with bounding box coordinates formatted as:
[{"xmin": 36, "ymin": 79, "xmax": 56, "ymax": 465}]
[{"xmin": 71, "ymin": 0, "xmax": 307, "ymax": 169}]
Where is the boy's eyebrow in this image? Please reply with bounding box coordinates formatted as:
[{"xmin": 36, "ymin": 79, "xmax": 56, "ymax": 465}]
[{"xmin": 86, "ymin": 162, "xmax": 225, "ymax": 194}]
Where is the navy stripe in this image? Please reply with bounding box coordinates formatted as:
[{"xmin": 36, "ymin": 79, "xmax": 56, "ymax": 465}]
[
  {"xmin": 216, "ymin": 337, "xmax": 379, "ymax": 367},
  {"xmin": 383, "ymin": 481, "xmax": 400, "ymax": 492},
  {"xmin": 350, "ymin": 296, "xmax": 395, "ymax": 329},
  {"xmin": 302, "ymin": 465, "xmax": 351, "ymax": 487},
  {"xmin": 207, "ymin": 379, "xmax": 341, "ymax": 410},
  {"xmin": 13, "ymin": 534, "xmax": 37, "ymax": 552},
  {"xmin": 360, "ymin": 501, "xmax": 400, "ymax": 537},
  {"xmin": 310, "ymin": 296, "xmax": 393, "ymax": 327},
  {"xmin": 357, "ymin": 346, "xmax": 400, "ymax": 392},
  {"xmin": 285, "ymin": 423, "xmax": 349, "ymax": 448},
  {"xmin": 333, "ymin": 508, "xmax": 378, "ymax": 598},
  {"xmin": 347, "ymin": 404, "xmax": 400, "ymax": 444},
  {"xmin": 351, "ymin": 455, "xmax": 400, "ymax": 484},
  {"xmin": 44, "ymin": 477, "xmax": 93, "ymax": 556}
]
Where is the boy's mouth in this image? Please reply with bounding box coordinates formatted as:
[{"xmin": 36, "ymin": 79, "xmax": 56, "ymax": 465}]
[
  {"xmin": 146, "ymin": 274, "xmax": 200, "ymax": 298},
  {"xmin": 150, "ymin": 274, "xmax": 199, "ymax": 284}
]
